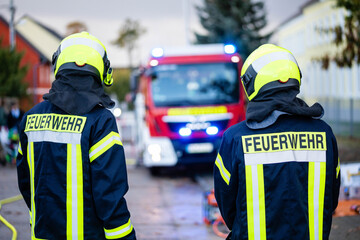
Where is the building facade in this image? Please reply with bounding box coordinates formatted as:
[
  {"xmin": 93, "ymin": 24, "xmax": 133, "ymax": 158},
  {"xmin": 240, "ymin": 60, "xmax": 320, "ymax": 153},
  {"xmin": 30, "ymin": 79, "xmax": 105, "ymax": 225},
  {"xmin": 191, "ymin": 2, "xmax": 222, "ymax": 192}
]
[
  {"xmin": 0, "ymin": 15, "xmax": 61, "ymax": 110},
  {"xmin": 275, "ymin": 0, "xmax": 360, "ymax": 137}
]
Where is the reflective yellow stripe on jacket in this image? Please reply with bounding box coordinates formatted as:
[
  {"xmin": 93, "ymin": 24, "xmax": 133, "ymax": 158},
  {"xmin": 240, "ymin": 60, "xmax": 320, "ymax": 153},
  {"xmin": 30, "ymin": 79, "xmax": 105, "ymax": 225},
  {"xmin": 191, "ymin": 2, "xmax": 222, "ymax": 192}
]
[
  {"xmin": 336, "ymin": 158, "xmax": 340, "ymax": 179},
  {"xmin": 25, "ymin": 113, "xmax": 87, "ymax": 240},
  {"xmin": 18, "ymin": 141, "xmax": 23, "ymax": 155},
  {"xmin": 66, "ymin": 143, "xmax": 84, "ymax": 240},
  {"xmin": 245, "ymin": 164, "xmax": 266, "ymax": 240},
  {"xmin": 215, "ymin": 153, "xmax": 231, "ymax": 185},
  {"xmin": 27, "ymin": 142, "xmax": 36, "ymax": 239},
  {"xmin": 308, "ymin": 161, "xmax": 326, "ymax": 240},
  {"xmin": 89, "ymin": 131, "xmax": 123, "ymax": 163},
  {"xmin": 104, "ymin": 219, "xmax": 133, "ymax": 239},
  {"xmin": 242, "ymin": 132, "xmax": 327, "ymax": 240}
]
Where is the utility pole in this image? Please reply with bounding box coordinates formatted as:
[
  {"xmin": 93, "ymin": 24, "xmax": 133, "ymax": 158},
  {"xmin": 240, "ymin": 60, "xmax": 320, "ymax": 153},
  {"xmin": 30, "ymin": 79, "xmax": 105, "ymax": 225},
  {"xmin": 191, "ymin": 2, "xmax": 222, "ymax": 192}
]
[{"xmin": 9, "ymin": 0, "xmax": 16, "ymax": 50}]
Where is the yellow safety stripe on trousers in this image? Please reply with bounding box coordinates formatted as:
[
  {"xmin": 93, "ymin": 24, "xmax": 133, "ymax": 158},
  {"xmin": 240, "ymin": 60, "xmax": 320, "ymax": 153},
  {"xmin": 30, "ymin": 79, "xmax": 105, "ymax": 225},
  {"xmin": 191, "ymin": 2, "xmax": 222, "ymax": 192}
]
[
  {"xmin": 215, "ymin": 153, "xmax": 231, "ymax": 185},
  {"xmin": 245, "ymin": 164, "xmax": 266, "ymax": 240},
  {"xmin": 67, "ymin": 144, "xmax": 84, "ymax": 240},
  {"xmin": 308, "ymin": 161, "xmax": 326, "ymax": 240},
  {"xmin": 104, "ymin": 219, "xmax": 133, "ymax": 239},
  {"xmin": 89, "ymin": 131, "xmax": 122, "ymax": 163},
  {"xmin": 18, "ymin": 141, "xmax": 22, "ymax": 155}
]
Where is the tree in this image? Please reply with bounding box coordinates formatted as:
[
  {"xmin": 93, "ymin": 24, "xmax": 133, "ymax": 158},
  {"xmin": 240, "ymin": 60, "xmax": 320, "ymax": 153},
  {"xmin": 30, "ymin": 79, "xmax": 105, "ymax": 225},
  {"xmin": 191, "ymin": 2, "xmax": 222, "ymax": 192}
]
[
  {"xmin": 320, "ymin": 0, "xmax": 360, "ymax": 69},
  {"xmin": 195, "ymin": 0, "xmax": 270, "ymax": 58},
  {"xmin": 104, "ymin": 68, "xmax": 131, "ymax": 106},
  {"xmin": 112, "ymin": 18, "xmax": 146, "ymax": 69},
  {"xmin": 66, "ymin": 21, "xmax": 88, "ymax": 36},
  {"xmin": 0, "ymin": 41, "xmax": 28, "ymax": 98}
]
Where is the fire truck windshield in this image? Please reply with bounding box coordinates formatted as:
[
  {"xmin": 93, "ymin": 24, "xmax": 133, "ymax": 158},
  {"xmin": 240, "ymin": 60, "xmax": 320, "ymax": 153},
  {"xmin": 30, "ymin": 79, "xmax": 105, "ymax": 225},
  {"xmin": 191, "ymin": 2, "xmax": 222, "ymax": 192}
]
[{"xmin": 150, "ymin": 63, "xmax": 239, "ymax": 107}]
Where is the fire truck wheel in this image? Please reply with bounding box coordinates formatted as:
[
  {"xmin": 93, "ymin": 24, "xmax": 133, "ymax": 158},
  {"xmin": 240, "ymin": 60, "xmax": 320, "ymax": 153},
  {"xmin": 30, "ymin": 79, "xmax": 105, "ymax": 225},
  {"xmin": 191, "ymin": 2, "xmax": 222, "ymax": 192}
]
[{"xmin": 149, "ymin": 167, "xmax": 162, "ymax": 176}]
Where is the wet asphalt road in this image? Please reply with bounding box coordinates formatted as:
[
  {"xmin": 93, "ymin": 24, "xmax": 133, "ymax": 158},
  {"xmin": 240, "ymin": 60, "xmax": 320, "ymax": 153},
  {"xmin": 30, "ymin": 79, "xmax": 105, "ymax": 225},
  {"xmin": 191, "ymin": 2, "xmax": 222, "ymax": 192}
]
[
  {"xmin": 0, "ymin": 164, "xmax": 221, "ymax": 240},
  {"xmin": 0, "ymin": 162, "xmax": 359, "ymax": 240}
]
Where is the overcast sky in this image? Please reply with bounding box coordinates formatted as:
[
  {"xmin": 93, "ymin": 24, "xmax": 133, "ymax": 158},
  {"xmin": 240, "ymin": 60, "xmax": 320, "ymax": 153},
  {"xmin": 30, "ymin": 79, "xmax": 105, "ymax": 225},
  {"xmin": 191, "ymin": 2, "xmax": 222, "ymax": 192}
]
[{"xmin": 0, "ymin": 0, "xmax": 308, "ymax": 67}]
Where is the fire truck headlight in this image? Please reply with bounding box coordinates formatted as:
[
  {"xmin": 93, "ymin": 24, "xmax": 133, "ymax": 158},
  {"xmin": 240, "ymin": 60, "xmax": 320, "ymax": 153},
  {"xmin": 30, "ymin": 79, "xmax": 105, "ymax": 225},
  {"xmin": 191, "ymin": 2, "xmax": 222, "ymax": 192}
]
[
  {"xmin": 149, "ymin": 59, "xmax": 159, "ymax": 66},
  {"xmin": 179, "ymin": 127, "xmax": 192, "ymax": 137},
  {"xmin": 231, "ymin": 56, "xmax": 240, "ymax": 63},
  {"xmin": 206, "ymin": 126, "xmax": 219, "ymax": 135},
  {"xmin": 148, "ymin": 144, "xmax": 161, "ymax": 154},
  {"xmin": 113, "ymin": 107, "xmax": 122, "ymax": 118},
  {"xmin": 224, "ymin": 44, "xmax": 236, "ymax": 54},
  {"xmin": 147, "ymin": 144, "xmax": 161, "ymax": 162}
]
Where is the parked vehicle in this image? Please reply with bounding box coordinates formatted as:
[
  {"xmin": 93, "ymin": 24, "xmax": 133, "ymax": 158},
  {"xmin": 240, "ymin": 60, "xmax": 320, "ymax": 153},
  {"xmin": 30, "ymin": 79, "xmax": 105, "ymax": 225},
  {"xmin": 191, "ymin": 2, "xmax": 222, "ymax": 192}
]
[{"xmin": 131, "ymin": 44, "xmax": 246, "ymax": 170}]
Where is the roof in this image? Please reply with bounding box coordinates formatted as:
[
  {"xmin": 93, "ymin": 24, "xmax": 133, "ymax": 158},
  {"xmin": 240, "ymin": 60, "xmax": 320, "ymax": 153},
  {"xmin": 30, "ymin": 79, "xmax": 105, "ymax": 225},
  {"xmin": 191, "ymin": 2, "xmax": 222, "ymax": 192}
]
[
  {"xmin": 0, "ymin": 14, "xmax": 8, "ymax": 28},
  {"xmin": 15, "ymin": 15, "xmax": 62, "ymax": 62}
]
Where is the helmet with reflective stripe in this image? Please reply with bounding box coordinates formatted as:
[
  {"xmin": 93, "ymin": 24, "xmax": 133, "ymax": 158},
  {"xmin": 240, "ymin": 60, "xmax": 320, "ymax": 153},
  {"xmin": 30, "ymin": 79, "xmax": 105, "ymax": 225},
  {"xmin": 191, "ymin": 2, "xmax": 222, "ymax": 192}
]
[
  {"xmin": 240, "ymin": 44, "xmax": 302, "ymax": 101},
  {"xmin": 52, "ymin": 31, "xmax": 113, "ymax": 86}
]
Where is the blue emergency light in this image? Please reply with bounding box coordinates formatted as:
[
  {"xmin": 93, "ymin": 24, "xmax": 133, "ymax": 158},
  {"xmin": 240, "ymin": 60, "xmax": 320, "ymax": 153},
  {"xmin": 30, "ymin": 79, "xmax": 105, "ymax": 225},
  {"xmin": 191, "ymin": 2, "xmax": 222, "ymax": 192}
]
[
  {"xmin": 179, "ymin": 127, "xmax": 192, "ymax": 137},
  {"xmin": 151, "ymin": 48, "xmax": 164, "ymax": 58},
  {"xmin": 206, "ymin": 126, "xmax": 219, "ymax": 135},
  {"xmin": 224, "ymin": 44, "xmax": 236, "ymax": 54}
]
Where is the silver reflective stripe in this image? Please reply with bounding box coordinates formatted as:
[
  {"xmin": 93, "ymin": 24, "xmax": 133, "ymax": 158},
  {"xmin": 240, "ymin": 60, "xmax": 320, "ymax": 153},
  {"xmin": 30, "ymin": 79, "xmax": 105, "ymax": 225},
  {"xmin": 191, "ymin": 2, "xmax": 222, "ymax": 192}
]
[
  {"xmin": 244, "ymin": 150, "xmax": 326, "ymax": 165},
  {"xmin": 26, "ymin": 130, "xmax": 81, "ymax": 144},
  {"xmin": 89, "ymin": 134, "xmax": 121, "ymax": 160},
  {"xmin": 61, "ymin": 37, "xmax": 105, "ymax": 57},
  {"xmin": 251, "ymin": 165, "xmax": 261, "ymax": 240},
  {"xmin": 251, "ymin": 51, "xmax": 299, "ymax": 73},
  {"xmin": 313, "ymin": 162, "xmax": 321, "ymax": 240},
  {"xmin": 71, "ymin": 144, "xmax": 78, "ymax": 239},
  {"xmin": 215, "ymin": 154, "xmax": 230, "ymax": 185}
]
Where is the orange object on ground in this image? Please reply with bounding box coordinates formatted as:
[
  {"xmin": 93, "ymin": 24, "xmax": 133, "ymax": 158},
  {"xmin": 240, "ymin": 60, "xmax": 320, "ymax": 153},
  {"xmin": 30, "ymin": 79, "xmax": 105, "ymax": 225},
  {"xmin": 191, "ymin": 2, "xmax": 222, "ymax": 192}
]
[{"xmin": 333, "ymin": 199, "xmax": 360, "ymax": 217}]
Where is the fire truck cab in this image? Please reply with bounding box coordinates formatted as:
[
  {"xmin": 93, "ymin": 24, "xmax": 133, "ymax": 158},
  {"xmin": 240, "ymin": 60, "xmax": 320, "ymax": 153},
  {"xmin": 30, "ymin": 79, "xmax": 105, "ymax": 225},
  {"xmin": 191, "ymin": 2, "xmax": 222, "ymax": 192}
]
[{"xmin": 132, "ymin": 44, "xmax": 246, "ymax": 168}]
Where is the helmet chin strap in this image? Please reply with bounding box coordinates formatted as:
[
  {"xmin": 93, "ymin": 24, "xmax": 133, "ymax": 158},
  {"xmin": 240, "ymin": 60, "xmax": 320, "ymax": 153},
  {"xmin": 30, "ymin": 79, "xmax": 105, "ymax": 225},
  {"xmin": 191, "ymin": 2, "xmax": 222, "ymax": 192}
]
[{"xmin": 103, "ymin": 68, "xmax": 113, "ymax": 87}]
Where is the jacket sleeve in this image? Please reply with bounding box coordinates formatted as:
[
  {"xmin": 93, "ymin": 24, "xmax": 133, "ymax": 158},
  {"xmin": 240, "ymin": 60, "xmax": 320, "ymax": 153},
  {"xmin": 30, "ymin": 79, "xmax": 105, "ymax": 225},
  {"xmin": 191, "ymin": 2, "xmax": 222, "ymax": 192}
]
[
  {"xmin": 16, "ymin": 114, "xmax": 31, "ymax": 210},
  {"xmin": 214, "ymin": 130, "xmax": 239, "ymax": 230},
  {"xmin": 89, "ymin": 111, "xmax": 136, "ymax": 240},
  {"xmin": 331, "ymin": 133, "xmax": 340, "ymax": 212}
]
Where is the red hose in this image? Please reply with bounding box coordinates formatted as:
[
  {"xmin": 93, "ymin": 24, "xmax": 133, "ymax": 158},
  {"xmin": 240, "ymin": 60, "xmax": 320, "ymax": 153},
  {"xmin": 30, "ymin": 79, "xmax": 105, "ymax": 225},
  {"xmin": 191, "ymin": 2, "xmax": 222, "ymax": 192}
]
[{"xmin": 212, "ymin": 214, "xmax": 229, "ymax": 238}]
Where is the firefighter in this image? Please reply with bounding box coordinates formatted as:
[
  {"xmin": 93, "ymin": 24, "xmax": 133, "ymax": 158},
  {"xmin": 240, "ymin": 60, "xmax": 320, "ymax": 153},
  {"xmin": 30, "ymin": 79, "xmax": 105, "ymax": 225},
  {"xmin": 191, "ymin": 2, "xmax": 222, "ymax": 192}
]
[
  {"xmin": 214, "ymin": 44, "xmax": 340, "ymax": 240},
  {"xmin": 16, "ymin": 32, "xmax": 136, "ymax": 239}
]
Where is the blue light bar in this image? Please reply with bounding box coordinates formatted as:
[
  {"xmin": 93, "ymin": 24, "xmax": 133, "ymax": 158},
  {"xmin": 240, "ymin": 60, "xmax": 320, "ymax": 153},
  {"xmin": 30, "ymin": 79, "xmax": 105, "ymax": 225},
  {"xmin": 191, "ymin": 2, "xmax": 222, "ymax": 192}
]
[
  {"xmin": 206, "ymin": 126, "xmax": 219, "ymax": 135},
  {"xmin": 151, "ymin": 48, "xmax": 164, "ymax": 58},
  {"xmin": 179, "ymin": 127, "xmax": 192, "ymax": 136},
  {"xmin": 224, "ymin": 44, "xmax": 236, "ymax": 54}
]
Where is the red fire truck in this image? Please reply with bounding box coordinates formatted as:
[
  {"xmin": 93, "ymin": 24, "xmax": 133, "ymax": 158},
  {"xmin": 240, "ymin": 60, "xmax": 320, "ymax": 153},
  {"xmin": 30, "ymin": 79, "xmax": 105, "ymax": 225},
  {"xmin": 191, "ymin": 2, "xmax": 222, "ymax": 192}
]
[{"xmin": 131, "ymin": 44, "xmax": 246, "ymax": 170}]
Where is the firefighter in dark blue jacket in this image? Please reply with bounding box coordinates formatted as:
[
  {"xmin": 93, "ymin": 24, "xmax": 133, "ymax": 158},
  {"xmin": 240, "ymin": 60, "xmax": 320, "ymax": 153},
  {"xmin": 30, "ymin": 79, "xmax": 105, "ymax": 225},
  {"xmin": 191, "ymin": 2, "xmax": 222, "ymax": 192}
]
[
  {"xmin": 16, "ymin": 32, "xmax": 136, "ymax": 239},
  {"xmin": 214, "ymin": 44, "xmax": 340, "ymax": 240}
]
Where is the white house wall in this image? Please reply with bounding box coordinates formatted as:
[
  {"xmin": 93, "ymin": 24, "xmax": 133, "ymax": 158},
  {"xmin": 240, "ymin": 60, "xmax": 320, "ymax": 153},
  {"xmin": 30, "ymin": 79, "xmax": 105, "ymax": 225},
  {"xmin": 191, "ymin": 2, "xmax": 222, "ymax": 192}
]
[{"xmin": 274, "ymin": 0, "xmax": 360, "ymax": 130}]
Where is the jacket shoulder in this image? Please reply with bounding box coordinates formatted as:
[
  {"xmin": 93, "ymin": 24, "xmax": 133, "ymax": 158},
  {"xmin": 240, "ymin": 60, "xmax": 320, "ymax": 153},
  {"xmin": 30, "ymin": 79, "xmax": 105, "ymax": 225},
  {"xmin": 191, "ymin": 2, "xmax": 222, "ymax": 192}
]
[
  {"xmin": 86, "ymin": 106, "xmax": 115, "ymax": 121},
  {"xmin": 223, "ymin": 121, "xmax": 249, "ymax": 141},
  {"xmin": 279, "ymin": 115, "xmax": 335, "ymax": 134},
  {"xmin": 25, "ymin": 101, "xmax": 52, "ymax": 114}
]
